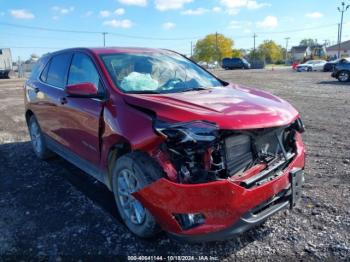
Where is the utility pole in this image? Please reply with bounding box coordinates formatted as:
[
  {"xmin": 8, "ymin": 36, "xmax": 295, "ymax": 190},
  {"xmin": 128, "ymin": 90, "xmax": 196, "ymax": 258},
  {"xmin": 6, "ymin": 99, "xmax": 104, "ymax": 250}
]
[
  {"xmin": 253, "ymin": 33, "xmax": 257, "ymax": 53},
  {"xmin": 337, "ymin": 1, "xmax": 350, "ymax": 58},
  {"xmin": 190, "ymin": 41, "xmax": 193, "ymax": 58},
  {"xmin": 337, "ymin": 23, "xmax": 341, "ymax": 57},
  {"xmin": 252, "ymin": 33, "xmax": 257, "ymax": 66},
  {"xmin": 215, "ymin": 32, "xmax": 219, "ymax": 63},
  {"xmin": 285, "ymin": 37, "xmax": 290, "ymax": 65},
  {"xmin": 102, "ymin": 32, "xmax": 108, "ymax": 47}
]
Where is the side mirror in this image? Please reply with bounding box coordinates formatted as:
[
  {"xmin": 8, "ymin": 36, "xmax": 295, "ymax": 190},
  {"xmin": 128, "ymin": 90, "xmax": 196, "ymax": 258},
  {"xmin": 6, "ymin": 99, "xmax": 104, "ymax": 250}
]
[{"xmin": 65, "ymin": 82, "xmax": 99, "ymax": 98}]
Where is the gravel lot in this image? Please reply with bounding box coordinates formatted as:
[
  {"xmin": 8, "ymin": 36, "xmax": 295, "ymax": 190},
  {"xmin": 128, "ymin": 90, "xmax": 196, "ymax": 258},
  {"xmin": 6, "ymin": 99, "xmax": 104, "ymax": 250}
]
[{"xmin": 0, "ymin": 70, "xmax": 349, "ymax": 261}]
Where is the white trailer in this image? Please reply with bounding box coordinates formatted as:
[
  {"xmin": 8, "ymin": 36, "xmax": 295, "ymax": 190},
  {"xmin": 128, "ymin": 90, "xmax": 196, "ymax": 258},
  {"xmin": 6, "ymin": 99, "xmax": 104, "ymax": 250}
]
[{"xmin": 0, "ymin": 48, "xmax": 13, "ymax": 78}]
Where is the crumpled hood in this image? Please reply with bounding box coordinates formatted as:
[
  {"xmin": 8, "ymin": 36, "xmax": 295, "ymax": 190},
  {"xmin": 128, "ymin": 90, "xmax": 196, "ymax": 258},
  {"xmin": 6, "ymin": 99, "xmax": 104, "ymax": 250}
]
[{"xmin": 123, "ymin": 84, "xmax": 299, "ymax": 130}]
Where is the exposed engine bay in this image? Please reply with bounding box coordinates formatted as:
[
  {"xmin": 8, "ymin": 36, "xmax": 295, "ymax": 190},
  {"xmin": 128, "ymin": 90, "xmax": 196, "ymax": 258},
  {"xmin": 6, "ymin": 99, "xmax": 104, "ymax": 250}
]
[{"xmin": 155, "ymin": 118, "xmax": 304, "ymax": 188}]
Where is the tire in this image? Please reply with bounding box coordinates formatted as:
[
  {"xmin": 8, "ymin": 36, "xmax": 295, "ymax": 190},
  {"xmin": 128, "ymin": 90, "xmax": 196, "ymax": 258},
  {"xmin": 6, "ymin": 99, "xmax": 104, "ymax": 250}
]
[
  {"xmin": 337, "ymin": 71, "xmax": 350, "ymax": 82},
  {"xmin": 28, "ymin": 116, "xmax": 54, "ymax": 160},
  {"xmin": 307, "ymin": 67, "xmax": 312, "ymax": 72},
  {"xmin": 112, "ymin": 152, "xmax": 164, "ymax": 238}
]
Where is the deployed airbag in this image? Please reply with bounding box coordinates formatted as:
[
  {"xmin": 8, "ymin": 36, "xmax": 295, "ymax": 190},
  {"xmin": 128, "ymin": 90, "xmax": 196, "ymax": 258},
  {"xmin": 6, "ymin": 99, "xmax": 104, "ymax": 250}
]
[{"xmin": 120, "ymin": 72, "xmax": 159, "ymax": 91}]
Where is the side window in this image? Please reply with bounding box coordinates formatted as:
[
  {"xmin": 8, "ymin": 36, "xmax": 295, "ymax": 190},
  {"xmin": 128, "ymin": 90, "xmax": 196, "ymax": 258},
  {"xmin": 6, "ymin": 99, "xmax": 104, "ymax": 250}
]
[
  {"xmin": 46, "ymin": 53, "xmax": 72, "ymax": 88},
  {"xmin": 32, "ymin": 56, "xmax": 49, "ymax": 80},
  {"xmin": 40, "ymin": 61, "xmax": 50, "ymax": 82},
  {"xmin": 68, "ymin": 53, "xmax": 100, "ymax": 89}
]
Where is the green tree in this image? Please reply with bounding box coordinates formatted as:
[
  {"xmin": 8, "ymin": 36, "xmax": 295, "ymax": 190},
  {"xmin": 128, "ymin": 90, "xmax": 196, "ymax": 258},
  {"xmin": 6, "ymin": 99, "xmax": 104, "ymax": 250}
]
[
  {"xmin": 299, "ymin": 39, "xmax": 318, "ymax": 47},
  {"xmin": 232, "ymin": 48, "xmax": 242, "ymax": 58},
  {"xmin": 257, "ymin": 40, "xmax": 284, "ymax": 64},
  {"xmin": 193, "ymin": 34, "xmax": 234, "ymax": 62}
]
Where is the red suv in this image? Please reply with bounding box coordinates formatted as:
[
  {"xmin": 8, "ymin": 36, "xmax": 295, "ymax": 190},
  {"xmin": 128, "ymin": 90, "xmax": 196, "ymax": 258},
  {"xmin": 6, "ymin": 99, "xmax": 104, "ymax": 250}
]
[{"xmin": 24, "ymin": 48, "xmax": 305, "ymax": 242}]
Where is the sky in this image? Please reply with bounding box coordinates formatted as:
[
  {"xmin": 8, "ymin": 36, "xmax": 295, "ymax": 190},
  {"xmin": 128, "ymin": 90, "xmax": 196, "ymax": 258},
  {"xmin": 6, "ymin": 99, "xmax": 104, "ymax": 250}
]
[{"xmin": 0, "ymin": 0, "xmax": 348, "ymax": 60}]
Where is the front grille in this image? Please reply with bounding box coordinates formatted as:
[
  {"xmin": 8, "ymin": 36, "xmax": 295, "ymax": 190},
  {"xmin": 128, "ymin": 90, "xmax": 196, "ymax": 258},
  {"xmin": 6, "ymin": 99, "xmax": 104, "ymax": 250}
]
[{"xmin": 224, "ymin": 134, "xmax": 253, "ymax": 175}]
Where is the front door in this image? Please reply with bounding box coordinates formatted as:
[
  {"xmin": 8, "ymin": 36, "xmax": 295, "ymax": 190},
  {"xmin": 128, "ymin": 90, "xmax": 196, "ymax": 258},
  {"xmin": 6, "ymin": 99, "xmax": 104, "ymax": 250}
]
[{"xmin": 58, "ymin": 51, "xmax": 105, "ymax": 167}]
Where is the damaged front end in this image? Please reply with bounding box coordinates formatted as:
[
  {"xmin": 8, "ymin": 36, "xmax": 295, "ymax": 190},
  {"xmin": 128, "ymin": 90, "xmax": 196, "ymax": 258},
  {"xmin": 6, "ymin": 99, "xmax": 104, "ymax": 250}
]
[
  {"xmin": 133, "ymin": 118, "xmax": 306, "ymax": 241},
  {"xmin": 153, "ymin": 118, "xmax": 305, "ymax": 187}
]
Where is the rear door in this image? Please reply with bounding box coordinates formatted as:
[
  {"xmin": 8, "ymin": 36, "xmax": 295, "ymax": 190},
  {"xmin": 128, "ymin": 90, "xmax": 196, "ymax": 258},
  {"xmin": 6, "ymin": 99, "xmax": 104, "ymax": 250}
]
[
  {"xmin": 33, "ymin": 52, "xmax": 72, "ymax": 144},
  {"xmin": 58, "ymin": 51, "xmax": 105, "ymax": 166}
]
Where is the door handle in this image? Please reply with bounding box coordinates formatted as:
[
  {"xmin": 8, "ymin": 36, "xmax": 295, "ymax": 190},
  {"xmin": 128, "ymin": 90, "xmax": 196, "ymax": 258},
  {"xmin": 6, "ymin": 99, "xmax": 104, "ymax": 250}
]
[{"xmin": 60, "ymin": 97, "xmax": 68, "ymax": 105}]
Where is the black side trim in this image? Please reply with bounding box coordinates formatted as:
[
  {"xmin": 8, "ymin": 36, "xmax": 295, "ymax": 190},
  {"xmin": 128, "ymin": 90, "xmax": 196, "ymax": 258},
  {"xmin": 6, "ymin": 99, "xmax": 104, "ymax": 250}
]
[{"xmin": 45, "ymin": 135, "xmax": 110, "ymax": 188}]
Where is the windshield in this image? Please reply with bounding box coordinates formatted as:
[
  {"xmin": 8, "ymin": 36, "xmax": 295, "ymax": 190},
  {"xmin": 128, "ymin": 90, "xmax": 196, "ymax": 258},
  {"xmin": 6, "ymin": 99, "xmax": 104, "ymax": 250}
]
[{"xmin": 100, "ymin": 52, "xmax": 223, "ymax": 94}]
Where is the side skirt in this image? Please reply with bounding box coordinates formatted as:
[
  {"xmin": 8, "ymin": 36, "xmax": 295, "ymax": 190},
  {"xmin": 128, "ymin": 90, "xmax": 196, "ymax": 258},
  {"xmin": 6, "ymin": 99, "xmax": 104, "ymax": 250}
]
[{"xmin": 45, "ymin": 135, "xmax": 111, "ymax": 190}]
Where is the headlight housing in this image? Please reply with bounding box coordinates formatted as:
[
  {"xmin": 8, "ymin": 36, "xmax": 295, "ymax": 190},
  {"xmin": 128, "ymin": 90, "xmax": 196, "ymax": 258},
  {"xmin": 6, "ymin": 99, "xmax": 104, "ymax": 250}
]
[
  {"xmin": 154, "ymin": 120, "xmax": 219, "ymax": 146},
  {"xmin": 291, "ymin": 118, "xmax": 305, "ymax": 133}
]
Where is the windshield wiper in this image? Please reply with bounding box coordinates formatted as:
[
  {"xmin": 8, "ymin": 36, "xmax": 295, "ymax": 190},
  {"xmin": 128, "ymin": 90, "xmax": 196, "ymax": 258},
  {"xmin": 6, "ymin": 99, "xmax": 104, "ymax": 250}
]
[
  {"xmin": 125, "ymin": 90, "xmax": 161, "ymax": 94},
  {"xmin": 178, "ymin": 87, "xmax": 209, "ymax": 92}
]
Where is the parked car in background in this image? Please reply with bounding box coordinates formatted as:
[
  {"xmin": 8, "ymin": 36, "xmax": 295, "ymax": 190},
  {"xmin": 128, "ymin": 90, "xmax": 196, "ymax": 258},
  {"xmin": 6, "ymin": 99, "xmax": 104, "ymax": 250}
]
[
  {"xmin": 296, "ymin": 60, "xmax": 327, "ymax": 72},
  {"xmin": 324, "ymin": 58, "xmax": 350, "ymax": 72},
  {"xmin": 25, "ymin": 47, "xmax": 305, "ymax": 242},
  {"xmin": 197, "ymin": 61, "xmax": 208, "ymax": 68},
  {"xmin": 332, "ymin": 60, "xmax": 350, "ymax": 82},
  {"xmin": 207, "ymin": 61, "xmax": 218, "ymax": 69},
  {"xmin": 222, "ymin": 57, "xmax": 251, "ymax": 70}
]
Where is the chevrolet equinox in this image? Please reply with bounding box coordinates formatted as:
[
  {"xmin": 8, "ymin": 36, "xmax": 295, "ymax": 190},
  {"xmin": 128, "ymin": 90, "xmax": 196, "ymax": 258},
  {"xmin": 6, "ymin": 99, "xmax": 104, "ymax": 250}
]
[{"xmin": 24, "ymin": 47, "xmax": 306, "ymax": 242}]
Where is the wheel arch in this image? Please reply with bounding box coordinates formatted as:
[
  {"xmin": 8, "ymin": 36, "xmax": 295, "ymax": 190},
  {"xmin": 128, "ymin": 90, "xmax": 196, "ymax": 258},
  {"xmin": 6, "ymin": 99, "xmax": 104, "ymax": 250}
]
[{"xmin": 107, "ymin": 142, "xmax": 132, "ymax": 184}]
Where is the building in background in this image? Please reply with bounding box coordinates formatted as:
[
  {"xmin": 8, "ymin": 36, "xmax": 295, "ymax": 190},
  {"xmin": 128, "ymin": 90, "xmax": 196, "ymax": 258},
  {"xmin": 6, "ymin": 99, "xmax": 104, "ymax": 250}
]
[
  {"xmin": 291, "ymin": 45, "xmax": 327, "ymax": 62},
  {"xmin": 291, "ymin": 46, "xmax": 312, "ymax": 62},
  {"xmin": 327, "ymin": 40, "xmax": 350, "ymax": 59}
]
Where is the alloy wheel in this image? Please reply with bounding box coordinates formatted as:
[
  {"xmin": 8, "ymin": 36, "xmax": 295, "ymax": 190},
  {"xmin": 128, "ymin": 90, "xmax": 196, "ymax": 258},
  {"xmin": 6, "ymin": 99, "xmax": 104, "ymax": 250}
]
[
  {"xmin": 30, "ymin": 120, "xmax": 42, "ymax": 153},
  {"xmin": 338, "ymin": 72, "xmax": 349, "ymax": 82},
  {"xmin": 117, "ymin": 169, "xmax": 146, "ymax": 225}
]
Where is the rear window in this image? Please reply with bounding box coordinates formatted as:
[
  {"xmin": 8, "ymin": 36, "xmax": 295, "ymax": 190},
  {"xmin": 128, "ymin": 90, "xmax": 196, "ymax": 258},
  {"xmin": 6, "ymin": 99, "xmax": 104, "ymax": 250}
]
[
  {"xmin": 45, "ymin": 53, "xmax": 72, "ymax": 88},
  {"xmin": 30, "ymin": 56, "xmax": 49, "ymax": 80}
]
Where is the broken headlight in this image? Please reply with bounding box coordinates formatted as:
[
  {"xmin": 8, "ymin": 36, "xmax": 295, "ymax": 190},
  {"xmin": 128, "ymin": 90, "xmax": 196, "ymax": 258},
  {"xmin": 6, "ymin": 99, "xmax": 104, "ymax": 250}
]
[
  {"xmin": 154, "ymin": 120, "xmax": 219, "ymax": 146},
  {"xmin": 291, "ymin": 118, "xmax": 305, "ymax": 133},
  {"xmin": 154, "ymin": 120, "xmax": 221, "ymax": 183}
]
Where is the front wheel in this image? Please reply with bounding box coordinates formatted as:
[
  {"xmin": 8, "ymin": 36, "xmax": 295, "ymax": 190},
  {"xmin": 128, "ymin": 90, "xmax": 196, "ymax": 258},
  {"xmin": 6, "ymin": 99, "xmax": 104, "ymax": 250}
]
[
  {"xmin": 28, "ymin": 116, "xmax": 54, "ymax": 160},
  {"xmin": 112, "ymin": 152, "xmax": 164, "ymax": 238},
  {"xmin": 338, "ymin": 71, "xmax": 350, "ymax": 82},
  {"xmin": 307, "ymin": 67, "xmax": 312, "ymax": 72}
]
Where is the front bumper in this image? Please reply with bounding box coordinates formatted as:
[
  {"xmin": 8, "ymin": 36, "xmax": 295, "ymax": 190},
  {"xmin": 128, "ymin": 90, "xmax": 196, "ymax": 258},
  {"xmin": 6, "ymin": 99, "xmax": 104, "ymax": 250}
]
[{"xmin": 133, "ymin": 133, "xmax": 305, "ymax": 242}]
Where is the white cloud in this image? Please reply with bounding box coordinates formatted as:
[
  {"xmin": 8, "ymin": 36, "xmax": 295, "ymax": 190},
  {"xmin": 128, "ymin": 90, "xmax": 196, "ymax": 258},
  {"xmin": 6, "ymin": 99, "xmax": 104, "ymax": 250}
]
[
  {"xmin": 212, "ymin": 6, "xmax": 222, "ymax": 12},
  {"xmin": 256, "ymin": 15, "xmax": 278, "ymax": 29},
  {"xmin": 155, "ymin": 0, "xmax": 193, "ymax": 11},
  {"xmin": 118, "ymin": 0, "xmax": 147, "ymax": 6},
  {"xmin": 103, "ymin": 19, "xmax": 133, "ymax": 28},
  {"xmin": 100, "ymin": 10, "xmax": 112, "ymax": 17},
  {"xmin": 246, "ymin": 1, "xmax": 270, "ymax": 9},
  {"xmin": 115, "ymin": 8, "xmax": 125, "ymax": 15},
  {"xmin": 10, "ymin": 9, "xmax": 35, "ymax": 19},
  {"xmin": 52, "ymin": 6, "xmax": 74, "ymax": 15},
  {"xmin": 52, "ymin": 16, "xmax": 60, "ymax": 20},
  {"xmin": 220, "ymin": 0, "xmax": 270, "ymax": 9},
  {"xmin": 305, "ymin": 12, "xmax": 323, "ymax": 19},
  {"xmin": 181, "ymin": 8, "xmax": 209, "ymax": 16},
  {"xmin": 162, "ymin": 22, "xmax": 176, "ymax": 30},
  {"xmin": 227, "ymin": 9, "xmax": 240, "ymax": 15},
  {"xmin": 83, "ymin": 11, "xmax": 94, "ymax": 17},
  {"xmin": 100, "ymin": 9, "xmax": 125, "ymax": 18}
]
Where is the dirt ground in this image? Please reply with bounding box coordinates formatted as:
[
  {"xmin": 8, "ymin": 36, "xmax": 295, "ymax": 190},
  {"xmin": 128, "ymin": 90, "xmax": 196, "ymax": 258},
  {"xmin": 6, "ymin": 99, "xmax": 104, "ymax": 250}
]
[{"xmin": 0, "ymin": 70, "xmax": 349, "ymax": 261}]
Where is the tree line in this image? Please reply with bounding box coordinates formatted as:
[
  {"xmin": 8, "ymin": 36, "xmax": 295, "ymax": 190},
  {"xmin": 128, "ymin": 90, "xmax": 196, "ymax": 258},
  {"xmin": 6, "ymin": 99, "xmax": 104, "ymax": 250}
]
[{"xmin": 192, "ymin": 33, "xmax": 318, "ymax": 64}]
